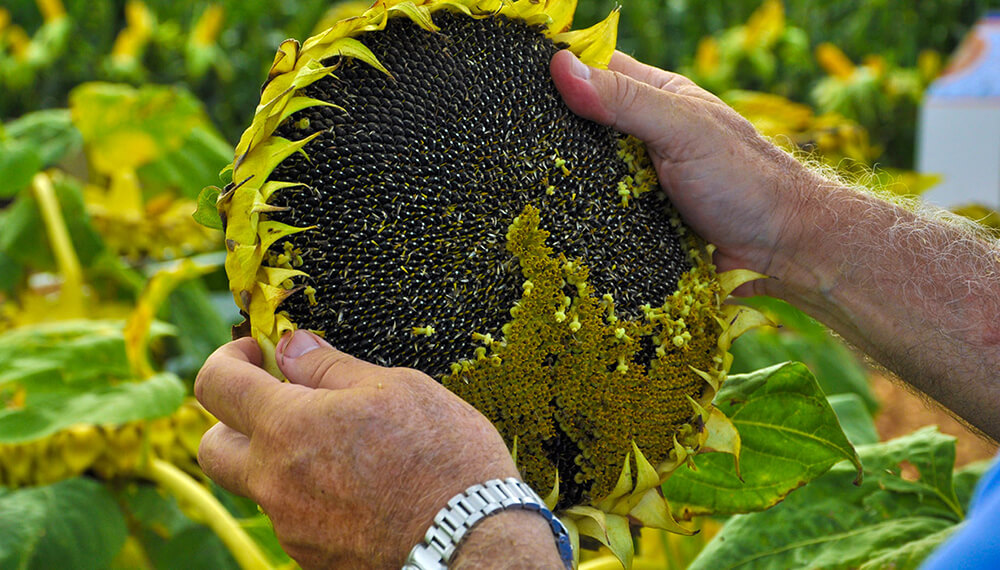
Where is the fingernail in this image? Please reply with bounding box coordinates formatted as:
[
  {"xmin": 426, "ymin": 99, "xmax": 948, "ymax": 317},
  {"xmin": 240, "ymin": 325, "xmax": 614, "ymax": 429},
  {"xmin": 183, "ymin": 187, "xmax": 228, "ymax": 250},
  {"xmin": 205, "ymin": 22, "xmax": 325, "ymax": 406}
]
[
  {"xmin": 279, "ymin": 330, "xmax": 330, "ymax": 359},
  {"xmin": 568, "ymin": 53, "xmax": 591, "ymax": 80}
]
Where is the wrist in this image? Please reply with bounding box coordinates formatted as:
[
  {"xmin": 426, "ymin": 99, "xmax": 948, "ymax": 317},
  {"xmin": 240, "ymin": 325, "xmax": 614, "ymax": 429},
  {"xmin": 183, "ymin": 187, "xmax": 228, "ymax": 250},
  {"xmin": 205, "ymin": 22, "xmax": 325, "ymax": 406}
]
[
  {"xmin": 404, "ymin": 478, "xmax": 571, "ymax": 570},
  {"xmin": 450, "ymin": 509, "xmax": 568, "ymax": 569},
  {"xmin": 758, "ymin": 172, "xmax": 856, "ymax": 300}
]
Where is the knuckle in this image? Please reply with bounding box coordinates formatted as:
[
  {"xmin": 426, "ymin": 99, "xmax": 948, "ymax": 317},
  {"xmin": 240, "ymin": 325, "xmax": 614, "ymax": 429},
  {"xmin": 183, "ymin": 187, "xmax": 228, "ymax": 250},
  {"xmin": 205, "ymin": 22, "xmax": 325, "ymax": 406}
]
[
  {"xmin": 193, "ymin": 361, "xmax": 217, "ymax": 402},
  {"xmin": 612, "ymin": 72, "xmax": 642, "ymax": 119},
  {"xmin": 311, "ymin": 350, "xmax": 356, "ymax": 383}
]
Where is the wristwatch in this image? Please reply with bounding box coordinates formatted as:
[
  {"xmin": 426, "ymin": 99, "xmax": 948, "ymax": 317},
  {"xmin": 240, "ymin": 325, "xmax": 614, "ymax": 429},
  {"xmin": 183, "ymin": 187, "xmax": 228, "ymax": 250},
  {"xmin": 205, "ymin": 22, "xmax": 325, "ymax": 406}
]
[{"xmin": 402, "ymin": 477, "xmax": 574, "ymax": 569}]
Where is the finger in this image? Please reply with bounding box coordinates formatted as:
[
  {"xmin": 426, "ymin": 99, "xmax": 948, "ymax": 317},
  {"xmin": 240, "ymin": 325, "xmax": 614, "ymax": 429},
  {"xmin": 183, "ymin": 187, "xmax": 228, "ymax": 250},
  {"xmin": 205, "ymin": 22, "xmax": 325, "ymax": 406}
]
[
  {"xmin": 608, "ymin": 51, "xmax": 723, "ymax": 104},
  {"xmin": 198, "ymin": 422, "xmax": 251, "ymax": 498},
  {"xmin": 275, "ymin": 329, "xmax": 393, "ymax": 390},
  {"xmin": 195, "ymin": 338, "xmax": 285, "ymax": 436},
  {"xmin": 551, "ymin": 49, "xmax": 700, "ymax": 148}
]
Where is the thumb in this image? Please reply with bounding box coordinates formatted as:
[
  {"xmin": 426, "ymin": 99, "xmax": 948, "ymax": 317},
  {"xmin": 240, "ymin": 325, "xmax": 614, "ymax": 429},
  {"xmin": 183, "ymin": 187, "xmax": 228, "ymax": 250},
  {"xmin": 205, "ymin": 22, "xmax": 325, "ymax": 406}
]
[
  {"xmin": 550, "ymin": 49, "xmax": 687, "ymax": 148},
  {"xmin": 275, "ymin": 329, "xmax": 386, "ymax": 390}
]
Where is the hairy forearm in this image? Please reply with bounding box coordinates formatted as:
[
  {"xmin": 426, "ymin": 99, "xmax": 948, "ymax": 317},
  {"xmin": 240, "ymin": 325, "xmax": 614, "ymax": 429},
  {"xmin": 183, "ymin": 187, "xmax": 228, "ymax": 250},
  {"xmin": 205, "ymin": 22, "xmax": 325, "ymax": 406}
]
[
  {"xmin": 764, "ymin": 178, "xmax": 1000, "ymax": 441},
  {"xmin": 451, "ymin": 510, "xmax": 565, "ymax": 569}
]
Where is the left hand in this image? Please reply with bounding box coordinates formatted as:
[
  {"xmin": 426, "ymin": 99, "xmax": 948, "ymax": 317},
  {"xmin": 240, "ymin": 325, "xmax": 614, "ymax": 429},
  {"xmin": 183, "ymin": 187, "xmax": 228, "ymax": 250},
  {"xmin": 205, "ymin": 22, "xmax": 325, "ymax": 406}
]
[{"xmin": 195, "ymin": 331, "xmax": 518, "ymax": 569}]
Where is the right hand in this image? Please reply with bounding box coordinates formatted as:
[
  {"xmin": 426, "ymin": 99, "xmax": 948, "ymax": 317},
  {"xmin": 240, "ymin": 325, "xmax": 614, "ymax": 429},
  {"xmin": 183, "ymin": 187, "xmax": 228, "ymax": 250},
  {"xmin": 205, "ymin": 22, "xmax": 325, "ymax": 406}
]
[{"xmin": 550, "ymin": 50, "xmax": 822, "ymax": 290}]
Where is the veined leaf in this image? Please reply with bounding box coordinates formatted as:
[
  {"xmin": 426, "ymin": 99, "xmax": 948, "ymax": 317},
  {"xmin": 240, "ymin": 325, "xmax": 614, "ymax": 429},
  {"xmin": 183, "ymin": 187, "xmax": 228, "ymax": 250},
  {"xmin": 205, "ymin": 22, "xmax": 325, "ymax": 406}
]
[
  {"xmin": 137, "ymin": 125, "xmax": 234, "ymax": 200},
  {"xmin": 69, "ymin": 83, "xmax": 206, "ymax": 174},
  {"xmin": 0, "ymin": 478, "xmax": 127, "ymax": 570},
  {"xmin": 4, "ymin": 109, "xmax": 83, "ymax": 168},
  {"xmin": 194, "ymin": 186, "xmax": 224, "ymax": 230},
  {"xmin": 730, "ymin": 296, "xmax": 877, "ymax": 412},
  {"xmin": 827, "ymin": 392, "xmax": 879, "ymax": 446},
  {"xmin": 0, "ymin": 320, "xmax": 184, "ymax": 443},
  {"xmin": 662, "ymin": 362, "xmax": 861, "ymax": 517},
  {"xmin": 0, "ymin": 139, "xmax": 43, "ymax": 199},
  {"xmin": 689, "ymin": 428, "xmax": 969, "ymax": 570}
]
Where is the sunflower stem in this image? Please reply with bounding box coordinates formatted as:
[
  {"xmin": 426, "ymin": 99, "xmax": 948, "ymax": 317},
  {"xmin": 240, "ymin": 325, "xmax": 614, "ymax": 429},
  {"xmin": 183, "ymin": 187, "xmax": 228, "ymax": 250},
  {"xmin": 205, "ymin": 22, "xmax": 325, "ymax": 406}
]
[
  {"xmin": 32, "ymin": 171, "xmax": 84, "ymax": 317},
  {"xmin": 142, "ymin": 458, "xmax": 275, "ymax": 570}
]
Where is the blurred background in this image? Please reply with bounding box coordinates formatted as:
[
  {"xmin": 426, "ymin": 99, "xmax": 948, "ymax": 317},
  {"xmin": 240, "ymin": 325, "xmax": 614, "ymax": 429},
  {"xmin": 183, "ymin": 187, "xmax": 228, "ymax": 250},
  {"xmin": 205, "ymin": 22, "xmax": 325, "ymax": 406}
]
[{"xmin": 1, "ymin": 1, "xmax": 998, "ymax": 568}]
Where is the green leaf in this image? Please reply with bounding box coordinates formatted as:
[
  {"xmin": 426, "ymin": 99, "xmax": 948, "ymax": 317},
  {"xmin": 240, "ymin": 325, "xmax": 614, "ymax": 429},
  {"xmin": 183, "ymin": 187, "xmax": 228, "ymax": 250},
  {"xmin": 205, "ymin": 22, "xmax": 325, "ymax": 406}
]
[
  {"xmin": 857, "ymin": 525, "xmax": 959, "ymax": 570},
  {"xmin": 138, "ymin": 125, "xmax": 234, "ymax": 200},
  {"xmin": 662, "ymin": 362, "xmax": 861, "ymax": 517},
  {"xmin": 210, "ymin": 484, "xmax": 293, "ymax": 566},
  {"xmin": 0, "ymin": 478, "xmax": 128, "ymax": 570},
  {"xmin": 689, "ymin": 428, "xmax": 966, "ymax": 570},
  {"xmin": 954, "ymin": 460, "xmax": 993, "ymax": 510},
  {"xmin": 69, "ymin": 83, "xmax": 208, "ymax": 173},
  {"xmin": 4, "ymin": 109, "xmax": 83, "ymax": 167},
  {"xmin": 0, "ymin": 320, "xmax": 185, "ymax": 443},
  {"xmin": 731, "ymin": 297, "xmax": 877, "ymax": 412},
  {"xmin": 0, "ymin": 250, "xmax": 24, "ymax": 293},
  {"xmin": 117, "ymin": 483, "xmax": 239, "ymax": 570},
  {"xmin": 0, "ymin": 139, "xmax": 43, "ymax": 198},
  {"xmin": 164, "ymin": 277, "xmax": 233, "ymax": 378},
  {"xmin": 827, "ymin": 392, "xmax": 879, "ymax": 446},
  {"xmin": 193, "ymin": 186, "xmax": 223, "ymax": 230}
]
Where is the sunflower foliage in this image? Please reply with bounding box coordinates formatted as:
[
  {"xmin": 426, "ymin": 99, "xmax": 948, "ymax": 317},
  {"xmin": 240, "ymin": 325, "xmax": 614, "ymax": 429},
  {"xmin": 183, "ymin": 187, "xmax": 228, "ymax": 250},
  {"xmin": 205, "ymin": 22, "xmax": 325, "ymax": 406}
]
[{"xmin": 0, "ymin": 81, "xmax": 292, "ymax": 568}]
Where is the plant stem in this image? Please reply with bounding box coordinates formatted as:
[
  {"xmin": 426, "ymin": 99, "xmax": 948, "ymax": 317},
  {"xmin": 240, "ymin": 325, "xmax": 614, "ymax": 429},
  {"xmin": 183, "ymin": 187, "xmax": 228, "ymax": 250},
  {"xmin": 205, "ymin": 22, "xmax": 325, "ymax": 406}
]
[
  {"xmin": 32, "ymin": 171, "xmax": 84, "ymax": 316},
  {"xmin": 143, "ymin": 458, "xmax": 275, "ymax": 570}
]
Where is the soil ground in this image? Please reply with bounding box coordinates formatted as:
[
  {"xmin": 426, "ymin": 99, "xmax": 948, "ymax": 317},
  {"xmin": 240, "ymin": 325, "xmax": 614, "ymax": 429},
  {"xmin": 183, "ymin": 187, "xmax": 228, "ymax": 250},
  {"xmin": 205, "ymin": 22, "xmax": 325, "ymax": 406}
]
[{"xmin": 870, "ymin": 373, "xmax": 998, "ymax": 467}]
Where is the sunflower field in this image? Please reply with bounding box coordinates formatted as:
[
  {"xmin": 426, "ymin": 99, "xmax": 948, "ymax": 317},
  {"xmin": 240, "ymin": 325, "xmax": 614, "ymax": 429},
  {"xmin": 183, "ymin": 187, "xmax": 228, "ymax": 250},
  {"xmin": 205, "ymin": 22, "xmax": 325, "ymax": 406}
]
[{"xmin": 1, "ymin": 1, "xmax": 998, "ymax": 569}]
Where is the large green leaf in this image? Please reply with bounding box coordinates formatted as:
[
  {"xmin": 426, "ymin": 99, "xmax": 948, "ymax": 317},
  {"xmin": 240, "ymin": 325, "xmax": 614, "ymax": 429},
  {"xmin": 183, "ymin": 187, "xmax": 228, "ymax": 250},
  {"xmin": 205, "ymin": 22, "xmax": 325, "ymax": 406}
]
[
  {"xmin": 4, "ymin": 109, "xmax": 83, "ymax": 167},
  {"xmin": 954, "ymin": 460, "xmax": 993, "ymax": 510},
  {"xmin": 689, "ymin": 428, "xmax": 968, "ymax": 570},
  {"xmin": 138, "ymin": 125, "xmax": 234, "ymax": 200},
  {"xmin": 0, "ymin": 139, "xmax": 43, "ymax": 199},
  {"xmin": 0, "ymin": 320, "xmax": 185, "ymax": 443},
  {"xmin": 827, "ymin": 392, "xmax": 879, "ymax": 446},
  {"xmin": 0, "ymin": 250, "xmax": 24, "ymax": 293},
  {"xmin": 0, "ymin": 477, "xmax": 128, "ymax": 570},
  {"xmin": 662, "ymin": 362, "xmax": 861, "ymax": 517},
  {"xmin": 730, "ymin": 297, "xmax": 877, "ymax": 412},
  {"xmin": 69, "ymin": 83, "xmax": 206, "ymax": 173},
  {"xmin": 163, "ymin": 277, "xmax": 233, "ymax": 379}
]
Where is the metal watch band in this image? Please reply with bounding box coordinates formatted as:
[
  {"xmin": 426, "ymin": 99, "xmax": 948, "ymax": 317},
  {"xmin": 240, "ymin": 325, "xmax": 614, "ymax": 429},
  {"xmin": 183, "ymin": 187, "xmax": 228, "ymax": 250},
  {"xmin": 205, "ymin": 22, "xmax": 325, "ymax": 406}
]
[{"xmin": 402, "ymin": 477, "xmax": 574, "ymax": 570}]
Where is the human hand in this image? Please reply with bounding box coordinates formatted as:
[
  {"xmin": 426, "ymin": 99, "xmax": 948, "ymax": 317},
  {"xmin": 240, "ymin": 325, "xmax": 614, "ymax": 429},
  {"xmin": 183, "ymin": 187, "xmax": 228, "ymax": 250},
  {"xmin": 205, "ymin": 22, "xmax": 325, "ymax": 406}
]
[
  {"xmin": 195, "ymin": 331, "xmax": 519, "ymax": 569},
  {"xmin": 550, "ymin": 50, "xmax": 824, "ymax": 291}
]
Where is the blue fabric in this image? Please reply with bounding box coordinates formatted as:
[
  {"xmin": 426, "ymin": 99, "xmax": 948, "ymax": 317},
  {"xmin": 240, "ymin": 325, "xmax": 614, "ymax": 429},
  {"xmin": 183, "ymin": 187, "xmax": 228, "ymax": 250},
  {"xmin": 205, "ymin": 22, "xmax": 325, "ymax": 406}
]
[{"xmin": 921, "ymin": 454, "xmax": 1000, "ymax": 569}]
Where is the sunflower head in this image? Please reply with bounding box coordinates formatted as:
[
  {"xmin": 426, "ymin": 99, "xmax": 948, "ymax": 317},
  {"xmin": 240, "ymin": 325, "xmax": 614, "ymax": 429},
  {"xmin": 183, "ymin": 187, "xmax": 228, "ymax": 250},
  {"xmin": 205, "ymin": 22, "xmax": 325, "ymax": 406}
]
[{"xmin": 216, "ymin": 1, "xmax": 765, "ymax": 565}]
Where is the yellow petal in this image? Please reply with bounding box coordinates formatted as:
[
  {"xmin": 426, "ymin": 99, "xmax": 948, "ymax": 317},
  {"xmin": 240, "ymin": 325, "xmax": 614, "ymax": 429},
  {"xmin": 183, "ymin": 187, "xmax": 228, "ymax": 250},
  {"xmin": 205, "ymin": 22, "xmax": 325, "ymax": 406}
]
[
  {"xmin": 716, "ymin": 268, "xmax": 767, "ymax": 298},
  {"xmin": 543, "ymin": 470, "xmax": 560, "ymax": 511},
  {"xmin": 267, "ymin": 39, "xmax": 300, "ymax": 80},
  {"xmin": 259, "ymin": 180, "xmax": 306, "ymax": 202},
  {"xmin": 259, "ymin": 221, "xmax": 313, "ymax": 251},
  {"xmin": 703, "ymin": 406, "xmax": 742, "ymax": 479},
  {"xmin": 717, "ymin": 305, "xmax": 772, "ymax": 351},
  {"xmin": 260, "ymin": 266, "xmax": 309, "ymax": 288},
  {"xmin": 596, "ymin": 450, "xmax": 633, "ymax": 512},
  {"xmin": 553, "ymin": 8, "xmax": 619, "ymax": 69},
  {"xmin": 542, "ymin": 0, "xmax": 576, "ymax": 34},
  {"xmin": 387, "ymin": 1, "xmax": 439, "ymax": 32},
  {"xmin": 628, "ymin": 487, "xmax": 696, "ymax": 536},
  {"xmin": 562, "ymin": 517, "xmax": 581, "ymax": 567},
  {"xmin": 631, "ymin": 442, "xmax": 661, "ymax": 498}
]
